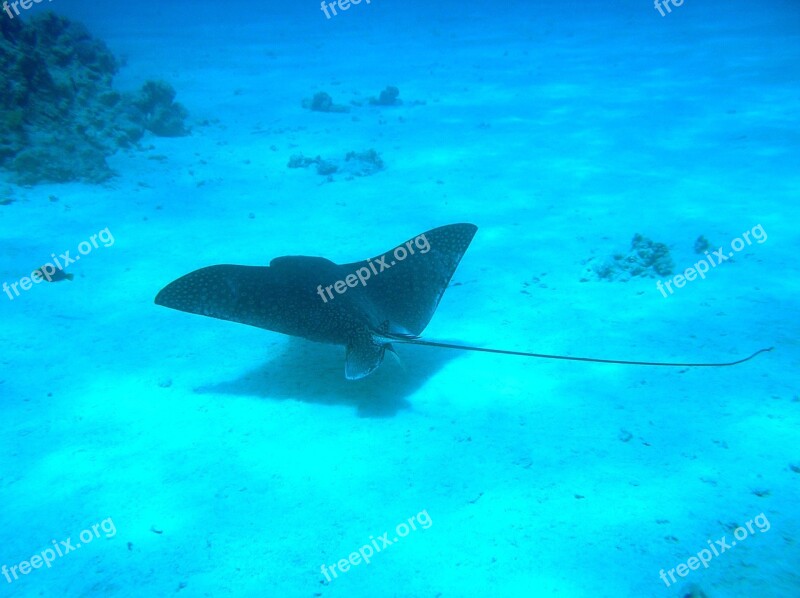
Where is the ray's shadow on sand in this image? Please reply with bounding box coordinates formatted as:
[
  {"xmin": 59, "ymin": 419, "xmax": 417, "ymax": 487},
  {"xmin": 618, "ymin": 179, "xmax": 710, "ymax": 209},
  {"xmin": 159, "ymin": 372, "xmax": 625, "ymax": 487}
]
[{"xmin": 194, "ymin": 338, "xmax": 458, "ymax": 417}]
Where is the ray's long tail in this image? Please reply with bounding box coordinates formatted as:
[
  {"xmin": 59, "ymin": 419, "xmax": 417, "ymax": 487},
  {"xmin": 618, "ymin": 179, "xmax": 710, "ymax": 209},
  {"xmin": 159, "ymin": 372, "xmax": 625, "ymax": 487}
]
[{"xmin": 392, "ymin": 339, "xmax": 774, "ymax": 367}]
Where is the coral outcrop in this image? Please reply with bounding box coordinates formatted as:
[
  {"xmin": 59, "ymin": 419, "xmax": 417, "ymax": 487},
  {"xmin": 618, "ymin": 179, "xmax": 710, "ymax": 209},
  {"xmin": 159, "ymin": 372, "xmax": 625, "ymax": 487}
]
[
  {"xmin": 592, "ymin": 234, "xmax": 674, "ymax": 281},
  {"xmin": 369, "ymin": 86, "xmax": 401, "ymax": 106},
  {"xmin": 0, "ymin": 13, "xmax": 189, "ymax": 184},
  {"xmin": 287, "ymin": 149, "xmax": 384, "ymax": 180},
  {"xmin": 301, "ymin": 91, "xmax": 349, "ymax": 113}
]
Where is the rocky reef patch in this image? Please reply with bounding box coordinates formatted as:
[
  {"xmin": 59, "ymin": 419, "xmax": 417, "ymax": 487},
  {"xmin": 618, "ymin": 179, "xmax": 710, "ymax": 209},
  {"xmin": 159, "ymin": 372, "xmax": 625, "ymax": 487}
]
[
  {"xmin": 0, "ymin": 13, "xmax": 189, "ymax": 184},
  {"xmin": 368, "ymin": 85, "xmax": 402, "ymax": 106},
  {"xmin": 301, "ymin": 91, "xmax": 350, "ymax": 113},
  {"xmin": 589, "ymin": 234, "xmax": 675, "ymax": 281},
  {"xmin": 287, "ymin": 149, "xmax": 384, "ymax": 181}
]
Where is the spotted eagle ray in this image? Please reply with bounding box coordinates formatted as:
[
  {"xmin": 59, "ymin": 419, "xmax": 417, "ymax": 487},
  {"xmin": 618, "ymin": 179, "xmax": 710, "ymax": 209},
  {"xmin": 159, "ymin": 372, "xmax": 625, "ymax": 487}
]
[{"xmin": 154, "ymin": 223, "xmax": 772, "ymax": 379}]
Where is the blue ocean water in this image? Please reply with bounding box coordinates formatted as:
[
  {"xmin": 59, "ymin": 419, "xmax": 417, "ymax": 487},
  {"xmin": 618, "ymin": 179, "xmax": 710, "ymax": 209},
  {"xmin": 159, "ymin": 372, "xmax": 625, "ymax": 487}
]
[{"xmin": 1, "ymin": 0, "xmax": 798, "ymax": 596}]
